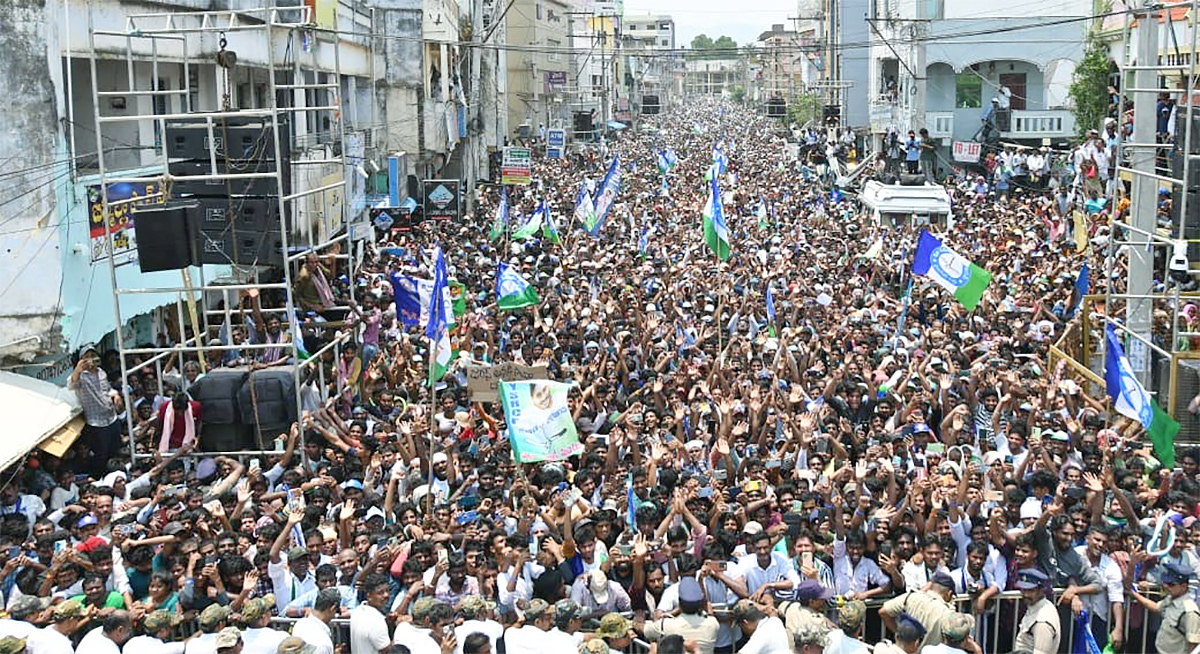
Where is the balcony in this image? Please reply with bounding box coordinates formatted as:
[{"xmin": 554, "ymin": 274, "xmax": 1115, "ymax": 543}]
[
  {"xmin": 1009, "ymin": 110, "xmax": 1074, "ymax": 138},
  {"xmin": 923, "ymin": 108, "xmax": 1075, "ymax": 142}
]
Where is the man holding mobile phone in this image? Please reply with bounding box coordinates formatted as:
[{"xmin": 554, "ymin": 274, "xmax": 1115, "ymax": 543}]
[{"xmin": 68, "ymin": 345, "xmax": 123, "ymax": 478}]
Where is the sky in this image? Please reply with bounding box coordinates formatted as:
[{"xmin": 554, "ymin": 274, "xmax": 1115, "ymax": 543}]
[{"xmin": 620, "ymin": 0, "xmax": 800, "ymax": 48}]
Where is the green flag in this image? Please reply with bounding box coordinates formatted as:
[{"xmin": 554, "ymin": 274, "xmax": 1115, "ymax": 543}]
[
  {"xmin": 496, "ymin": 261, "xmax": 540, "ymax": 310},
  {"xmin": 448, "ymin": 280, "xmax": 466, "ymax": 318},
  {"xmin": 1149, "ymin": 401, "xmax": 1181, "ymax": 468}
]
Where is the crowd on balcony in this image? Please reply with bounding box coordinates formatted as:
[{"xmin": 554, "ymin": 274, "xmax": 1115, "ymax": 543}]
[{"xmin": 0, "ymin": 98, "xmax": 1192, "ymax": 654}]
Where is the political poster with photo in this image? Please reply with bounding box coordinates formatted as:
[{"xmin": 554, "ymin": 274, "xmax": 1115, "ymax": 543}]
[{"xmin": 500, "ymin": 380, "xmax": 582, "ymax": 462}]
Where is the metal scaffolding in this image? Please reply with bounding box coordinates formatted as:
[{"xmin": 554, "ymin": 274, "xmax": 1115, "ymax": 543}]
[
  {"xmin": 86, "ymin": 4, "xmax": 358, "ymax": 461},
  {"xmin": 1107, "ymin": 1, "xmax": 1200, "ymax": 438}
]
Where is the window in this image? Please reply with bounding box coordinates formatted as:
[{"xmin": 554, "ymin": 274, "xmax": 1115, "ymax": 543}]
[
  {"xmin": 660, "ymin": 21, "xmax": 671, "ymax": 30},
  {"xmin": 956, "ymin": 72, "xmax": 982, "ymax": 108},
  {"xmin": 916, "ymin": 0, "xmax": 943, "ymax": 19},
  {"xmin": 536, "ymin": 0, "xmax": 542, "ymax": 20},
  {"xmin": 660, "ymin": 39, "xmax": 669, "ymax": 47}
]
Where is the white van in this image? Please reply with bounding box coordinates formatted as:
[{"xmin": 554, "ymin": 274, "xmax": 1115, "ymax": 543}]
[{"xmin": 859, "ymin": 180, "xmax": 954, "ymax": 230}]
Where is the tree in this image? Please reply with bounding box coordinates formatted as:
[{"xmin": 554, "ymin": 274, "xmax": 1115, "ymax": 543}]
[
  {"xmin": 691, "ymin": 34, "xmax": 714, "ymax": 50},
  {"xmin": 731, "ymin": 85, "xmax": 746, "ymax": 103},
  {"xmin": 688, "ymin": 34, "xmax": 738, "ymax": 60},
  {"xmin": 787, "ymin": 92, "xmax": 821, "ymax": 126},
  {"xmin": 1068, "ymin": 34, "xmax": 1112, "ymax": 140}
]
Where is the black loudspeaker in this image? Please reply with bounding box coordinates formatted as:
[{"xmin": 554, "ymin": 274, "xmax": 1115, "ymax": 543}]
[
  {"xmin": 1176, "ymin": 111, "xmax": 1200, "ymax": 153},
  {"xmin": 165, "ymin": 117, "xmax": 291, "ymax": 162},
  {"xmin": 133, "ymin": 202, "xmax": 198, "ymax": 272},
  {"xmin": 1170, "ymin": 188, "xmax": 1200, "ymax": 239},
  {"xmin": 898, "ymin": 173, "xmax": 926, "ymax": 186}
]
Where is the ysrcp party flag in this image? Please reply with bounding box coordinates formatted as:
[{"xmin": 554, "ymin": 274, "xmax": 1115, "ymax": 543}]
[
  {"xmin": 702, "ymin": 174, "xmax": 730, "ymax": 261},
  {"xmin": 588, "ymin": 155, "xmax": 622, "ymax": 236},
  {"xmin": 500, "ymin": 380, "xmax": 583, "ymax": 462},
  {"xmin": 911, "ymin": 230, "xmax": 991, "ymax": 311},
  {"xmin": 489, "ymin": 186, "xmax": 508, "ymax": 242},
  {"xmin": 512, "ymin": 202, "xmax": 544, "ymax": 241},
  {"xmin": 390, "ymin": 274, "xmax": 455, "ymax": 327},
  {"xmin": 1105, "ymin": 325, "xmax": 1179, "ymax": 466},
  {"xmin": 496, "ymin": 261, "xmax": 540, "ymax": 310}
]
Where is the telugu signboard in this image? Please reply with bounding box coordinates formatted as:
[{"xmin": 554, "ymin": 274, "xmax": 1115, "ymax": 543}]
[
  {"xmin": 464, "ymin": 362, "xmax": 549, "ymax": 402},
  {"xmin": 952, "ymin": 141, "xmax": 981, "ymax": 164},
  {"xmin": 544, "ymin": 71, "xmax": 568, "ymax": 94},
  {"xmin": 501, "ymin": 147, "xmax": 532, "ymax": 186},
  {"xmin": 88, "ymin": 181, "xmax": 163, "ymax": 263},
  {"xmin": 422, "ymin": 179, "xmax": 461, "ymax": 221}
]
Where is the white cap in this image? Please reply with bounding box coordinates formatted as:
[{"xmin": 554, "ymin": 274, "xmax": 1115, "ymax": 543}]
[{"xmin": 1020, "ymin": 498, "xmax": 1043, "ymax": 520}]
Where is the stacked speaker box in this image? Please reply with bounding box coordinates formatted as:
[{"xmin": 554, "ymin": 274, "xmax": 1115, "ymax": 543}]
[
  {"xmin": 133, "ymin": 201, "xmax": 200, "ymax": 273},
  {"xmin": 165, "ymin": 117, "xmax": 291, "ymax": 267}
]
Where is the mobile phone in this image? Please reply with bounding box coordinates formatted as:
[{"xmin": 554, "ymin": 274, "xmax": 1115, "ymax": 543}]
[
  {"xmin": 801, "ymin": 552, "xmax": 814, "ymax": 568},
  {"xmin": 437, "ymin": 548, "xmax": 449, "ymax": 565},
  {"xmin": 698, "ymin": 487, "xmax": 714, "ymax": 499},
  {"xmin": 54, "ymin": 540, "xmax": 66, "ymax": 555},
  {"xmin": 456, "ymin": 510, "xmax": 479, "ymax": 525},
  {"xmin": 7, "ymin": 546, "xmax": 18, "ymax": 559},
  {"xmin": 712, "ymin": 469, "xmax": 728, "ymax": 481},
  {"xmin": 744, "ymin": 480, "xmax": 763, "ymax": 492},
  {"xmin": 458, "ymin": 496, "xmax": 479, "ymax": 510},
  {"xmin": 615, "ymin": 543, "xmax": 632, "ymax": 557},
  {"xmin": 926, "ymin": 443, "xmax": 945, "ymax": 455},
  {"xmin": 529, "ymin": 536, "xmax": 540, "ymax": 557},
  {"xmin": 249, "ymin": 459, "xmax": 261, "ymax": 472},
  {"xmin": 716, "ymin": 561, "xmax": 728, "ymax": 570},
  {"xmin": 792, "ymin": 500, "xmax": 804, "ymax": 514}
]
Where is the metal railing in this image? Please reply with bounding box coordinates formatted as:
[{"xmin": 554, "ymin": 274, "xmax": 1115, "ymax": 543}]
[{"xmin": 160, "ymin": 587, "xmax": 1157, "ymax": 654}]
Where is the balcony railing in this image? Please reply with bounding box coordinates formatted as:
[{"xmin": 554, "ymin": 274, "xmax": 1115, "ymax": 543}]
[{"xmin": 1009, "ymin": 109, "xmax": 1074, "ymax": 138}]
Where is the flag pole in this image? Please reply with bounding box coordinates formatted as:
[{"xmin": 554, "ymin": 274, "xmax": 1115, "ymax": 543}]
[{"xmin": 426, "ymin": 335, "xmax": 438, "ymax": 515}]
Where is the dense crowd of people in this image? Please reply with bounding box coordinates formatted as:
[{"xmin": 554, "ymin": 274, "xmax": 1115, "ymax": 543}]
[{"xmin": 2, "ymin": 98, "xmax": 1196, "ymax": 654}]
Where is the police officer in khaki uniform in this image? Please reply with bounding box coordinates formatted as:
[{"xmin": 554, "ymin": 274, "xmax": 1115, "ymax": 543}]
[
  {"xmin": 879, "ymin": 570, "xmax": 956, "ymax": 647},
  {"xmin": 1013, "ymin": 568, "xmax": 1060, "ymax": 654},
  {"xmin": 775, "ymin": 579, "xmax": 835, "ymax": 644},
  {"xmin": 1130, "ymin": 562, "xmax": 1200, "ymax": 654},
  {"xmin": 639, "ymin": 578, "xmax": 720, "ymax": 654}
]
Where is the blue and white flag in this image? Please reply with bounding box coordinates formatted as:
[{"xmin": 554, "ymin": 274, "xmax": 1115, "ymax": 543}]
[
  {"xmin": 1105, "ymin": 324, "xmax": 1179, "ymax": 465},
  {"xmin": 766, "ymin": 283, "xmax": 776, "ymax": 324},
  {"xmin": 713, "ymin": 145, "xmax": 728, "ymax": 176},
  {"xmin": 426, "ymin": 246, "xmax": 452, "ymax": 381},
  {"xmin": 390, "ymin": 274, "xmax": 454, "ymax": 327},
  {"xmin": 638, "ymin": 226, "xmax": 649, "ymax": 256},
  {"xmin": 588, "ymin": 155, "xmax": 622, "ymax": 236}
]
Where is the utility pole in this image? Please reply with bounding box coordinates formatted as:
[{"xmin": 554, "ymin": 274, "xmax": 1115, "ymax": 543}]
[
  {"xmin": 1127, "ymin": 6, "xmax": 1160, "ymax": 385},
  {"xmin": 464, "ymin": 0, "xmax": 483, "ymax": 213}
]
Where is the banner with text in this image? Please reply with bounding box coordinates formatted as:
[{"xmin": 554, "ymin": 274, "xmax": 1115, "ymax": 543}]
[{"xmin": 465, "ymin": 362, "xmax": 549, "ymax": 402}]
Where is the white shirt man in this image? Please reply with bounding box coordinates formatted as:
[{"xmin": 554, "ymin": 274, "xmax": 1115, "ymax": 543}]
[
  {"xmin": 292, "ymin": 615, "xmax": 335, "ymax": 654},
  {"xmin": 455, "ymin": 618, "xmax": 504, "ymax": 654},
  {"xmin": 392, "ymin": 621, "xmax": 440, "ymax": 654},
  {"xmin": 739, "ymin": 615, "xmax": 790, "ymax": 654},
  {"xmin": 831, "ymin": 538, "xmax": 890, "ymax": 596},
  {"xmin": 77, "ymin": 625, "xmax": 123, "ymax": 654},
  {"xmin": 349, "ymin": 602, "xmax": 391, "ymax": 654},
  {"xmin": 36, "ymin": 624, "xmax": 77, "ymax": 654},
  {"xmin": 735, "ymin": 551, "xmax": 800, "ymax": 599}
]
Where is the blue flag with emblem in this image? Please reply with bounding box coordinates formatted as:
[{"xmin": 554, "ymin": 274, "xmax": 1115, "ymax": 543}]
[{"xmin": 1105, "ymin": 325, "xmax": 1179, "ymax": 466}]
